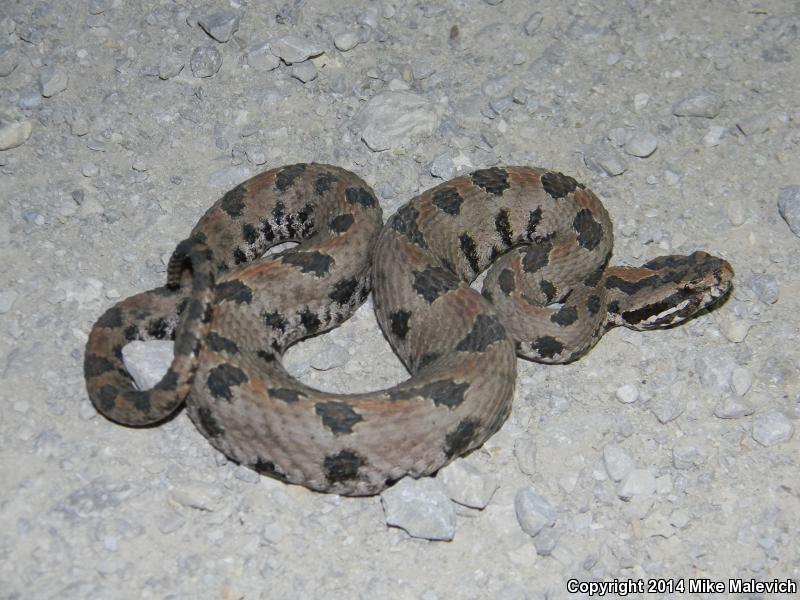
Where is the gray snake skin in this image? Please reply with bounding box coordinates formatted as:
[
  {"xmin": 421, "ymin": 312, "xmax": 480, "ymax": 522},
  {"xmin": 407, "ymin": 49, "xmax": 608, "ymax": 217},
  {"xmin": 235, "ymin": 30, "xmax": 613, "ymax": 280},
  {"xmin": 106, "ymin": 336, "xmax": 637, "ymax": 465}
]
[{"xmin": 85, "ymin": 164, "xmax": 733, "ymax": 495}]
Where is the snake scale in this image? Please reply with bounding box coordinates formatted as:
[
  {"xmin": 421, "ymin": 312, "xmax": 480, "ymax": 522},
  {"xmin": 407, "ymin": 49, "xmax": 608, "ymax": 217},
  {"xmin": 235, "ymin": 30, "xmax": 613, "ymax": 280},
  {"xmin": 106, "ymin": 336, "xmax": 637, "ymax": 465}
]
[{"xmin": 85, "ymin": 164, "xmax": 733, "ymax": 495}]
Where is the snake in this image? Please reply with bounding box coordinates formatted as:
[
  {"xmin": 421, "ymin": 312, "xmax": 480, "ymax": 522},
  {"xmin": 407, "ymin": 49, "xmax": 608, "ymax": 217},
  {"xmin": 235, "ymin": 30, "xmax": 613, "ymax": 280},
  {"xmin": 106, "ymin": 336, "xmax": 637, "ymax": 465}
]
[{"xmin": 84, "ymin": 164, "xmax": 733, "ymax": 496}]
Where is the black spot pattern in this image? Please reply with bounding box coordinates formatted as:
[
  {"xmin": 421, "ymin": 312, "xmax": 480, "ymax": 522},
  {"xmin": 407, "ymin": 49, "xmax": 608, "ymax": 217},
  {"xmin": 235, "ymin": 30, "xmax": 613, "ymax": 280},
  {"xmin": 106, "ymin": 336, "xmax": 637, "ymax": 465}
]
[
  {"xmin": 498, "ymin": 269, "xmax": 515, "ymax": 294},
  {"xmin": 300, "ymin": 308, "xmax": 321, "ymax": 334},
  {"xmin": 84, "ymin": 354, "xmax": 116, "ymax": 378},
  {"xmin": 388, "ymin": 204, "xmax": 428, "ymax": 248},
  {"xmin": 587, "ymin": 294, "xmax": 601, "ymax": 315},
  {"xmin": 417, "ymin": 352, "xmax": 441, "ymax": 370},
  {"xmin": 206, "ymin": 364, "xmax": 248, "ymax": 401},
  {"xmin": 269, "ymin": 387, "xmax": 306, "ymax": 403},
  {"xmin": 275, "ymin": 164, "xmax": 306, "ymax": 192},
  {"xmin": 314, "ymin": 172, "xmax": 337, "ymax": 195},
  {"xmin": 431, "ymin": 187, "xmax": 464, "ymax": 215},
  {"xmin": 526, "ymin": 207, "xmax": 543, "ymax": 240},
  {"xmin": 220, "ymin": 185, "xmax": 246, "ymax": 218},
  {"xmin": 413, "ymin": 266, "xmax": 460, "ymax": 303},
  {"xmin": 444, "ymin": 417, "xmax": 480, "ymax": 458},
  {"xmin": 345, "ymin": 186, "xmax": 377, "ymax": 207},
  {"xmin": 605, "ymin": 274, "xmax": 660, "ymax": 295},
  {"xmin": 494, "ymin": 209, "xmax": 513, "ymax": 245},
  {"xmin": 455, "ymin": 314, "xmax": 506, "ymax": 352},
  {"xmin": 329, "ymin": 213, "xmax": 354, "ymax": 233},
  {"xmin": 459, "ymin": 233, "xmax": 480, "ymax": 274},
  {"xmin": 96, "ymin": 306, "xmax": 124, "ymax": 329},
  {"xmin": 214, "ymin": 279, "xmax": 253, "ymax": 304},
  {"xmin": 540, "ymin": 171, "xmax": 581, "ymax": 199},
  {"xmin": 147, "ymin": 318, "xmax": 169, "ymax": 339},
  {"xmin": 540, "ymin": 280, "xmax": 557, "ymax": 303},
  {"xmin": 282, "ymin": 251, "xmax": 334, "ymax": 276},
  {"xmin": 551, "ymin": 305, "xmax": 578, "ymax": 326},
  {"xmin": 329, "ymin": 278, "xmax": 359, "ymax": 305},
  {"xmin": 206, "ymin": 332, "xmax": 239, "ymax": 355},
  {"xmin": 470, "ymin": 167, "xmax": 510, "ymax": 195},
  {"xmin": 390, "ymin": 310, "xmax": 411, "ymax": 339},
  {"xmin": 253, "ymin": 458, "xmax": 286, "ymax": 480},
  {"xmin": 389, "ymin": 379, "xmax": 469, "ymax": 408},
  {"xmin": 155, "ymin": 370, "xmax": 179, "ymax": 391},
  {"xmin": 323, "ymin": 449, "xmax": 364, "ymax": 484},
  {"xmin": 97, "ymin": 385, "xmax": 118, "ymax": 411},
  {"xmin": 530, "ymin": 335, "xmax": 564, "ymax": 359},
  {"xmin": 573, "ymin": 209, "xmax": 603, "ymax": 250},
  {"xmin": 261, "ymin": 310, "xmax": 287, "ymax": 332},
  {"xmin": 173, "ymin": 331, "xmax": 198, "ymax": 357},
  {"xmin": 522, "ymin": 241, "xmax": 552, "ymax": 273},
  {"xmin": 196, "ymin": 406, "xmax": 225, "ymax": 437},
  {"xmin": 272, "ymin": 200, "xmax": 285, "ymax": 226},
  {"xmin": 315, "ymin": 401, "xmax": 363, "ymax": 434}
]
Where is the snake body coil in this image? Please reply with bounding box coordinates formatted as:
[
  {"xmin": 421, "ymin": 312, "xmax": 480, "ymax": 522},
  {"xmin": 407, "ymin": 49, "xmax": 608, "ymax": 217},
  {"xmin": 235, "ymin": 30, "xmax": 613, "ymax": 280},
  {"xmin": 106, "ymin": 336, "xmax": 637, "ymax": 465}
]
[{"xmin": 85, "ymin": 164, "xmax": 733, "ymax": 495}]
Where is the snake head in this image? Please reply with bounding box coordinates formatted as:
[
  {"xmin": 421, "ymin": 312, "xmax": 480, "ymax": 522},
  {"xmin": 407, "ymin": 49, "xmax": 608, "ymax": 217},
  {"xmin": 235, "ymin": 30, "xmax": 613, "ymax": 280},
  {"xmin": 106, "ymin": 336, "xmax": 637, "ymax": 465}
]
[{"xmin": 606, "ymin": 251, "xmax": 734, "ymax": 330}]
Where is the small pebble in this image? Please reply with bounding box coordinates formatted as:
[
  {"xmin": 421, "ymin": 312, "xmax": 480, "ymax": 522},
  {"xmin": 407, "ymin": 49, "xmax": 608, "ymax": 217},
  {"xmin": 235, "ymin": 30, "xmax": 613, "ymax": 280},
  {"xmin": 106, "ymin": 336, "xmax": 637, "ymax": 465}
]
[
  {"xmin": 170, "ymin": 482, "xmax": 223, "ymax": 511},
  {"xmin": 197, "ymin": 10, "xmax": 240, "ymax": 43},
  {"xmin": 39, "ymin": 65, "xmax": 69, "ymax": 97},
  {"xmin": 0, "ymin": 118, "xmax": 32, "ymax": 150},
  {"xmin": 158, "ymin": 52, "xmax": 185, "ymax": 80},
  {"xmin": 777, "ymin": 186, "xmax": 800, "ymax": 237},
  {"xmin": 121, "ymin": 340, "xmax": 173, "ymax": 390},
  {"xmin": 70, "ymin": 116, "xmax": 90, "ymax": 136},
  {"xmin": 270, "ymin": 36, "xmax": 324, "ymax": 64},
  {"xmin": 583, "ymin": 143, "xmax": 627, "ymax": 176},
  {"xmin": 131, "ymin": 157, "xmax": 148, "ymax": 172},
  {"xmin": 624, "ymin": 129, "xmax": 658, "ymax": 157},
  {"xmin": 190, "ymin": 46, "xmax": 222, "ymax": 78},
  {"xmin": 247, "ymin": 42, "xmax": 281, "ymax": 71},
  {"xmin": 703, "ymin": 125, "xmax": 726, "ymax": 147},
  {"xmin": 439, "ymin": 459, "xmax": 499, "ymax": 509},
  {"xmin": 334, "ymin": 31, "xmax": 360, "ymax": 52},
  {"xmin": 721, "ymin": 317, "xmax": 750, "ymax": 343},
  {"xmin": 533, "ymin": 528, "xmax": 559, "ymax": 556},
  {"xmin": 291, "ymin": 60, "xmax": 317, "ymax": 83},
  {"xmin": 633, "ymin": 93, "xmax": 650, "ymax": 110},
  {"xmin": 81, "ymin": 162, "xmax": 99, "ymax": 177},
  {"xmin": 617, "ymin": 469, "xmax": 656, "ymax": 500},
  {"xmin": 88, "ymin": 0, "xmax": 108, "ymax": 14},
  {"xmin": 751, "ymin": 410, "xmax": 794, "ymax": 446},
  {"xmin": 380, "ymin": 477, "xmax": 456, "ymax": 541},
  {"xmin": 747, "ymin": 273, "xmax": 779, "ymax": 304},
  {"xmin": 411, "ymin": 60, "xmax": 435, "ymax": 80},
  {"xmin": 0, "ymin": 45, "xmax": 18, "ymax": 77},
  {"xmin": 358, "ymin": 91, "xmax": 437, "ymax": 152},
  {"xmin": 524, "ymin": 12, "xmax": 543, "ymax": 35},
  {"xmin": 726, "ymin": 199, "xmax": 745, "ymax": 226},
  {"xmin": 430, "ymin": 154, "xmax": 455, "ymax": 180},
  {"xmin": 736, "ymin": 114, "xmax": 770, "ymax": 136},
  {"xmin": 650, "ymin": 397, "xmax": 684, "ymax": 424},
  {"xmin": 514, "ymin": 487, "xmax": 556, "ymax": 537},
  {"xmin": 0, "ymin": 289, "xmax": 19, "ymax": 313},
  {"xmin": 603, "ymin": 444, "xmax": 634, "ymax": 482},
  {"xmin": 730, "ymin": 367, "xmax": 753, "ymax": 396},
  {"xmin": 615, "ymin": 383, "xmax": 639, "ymax": 404},
  {"xmin": 672, "ymin": 89, "xmax": 724, "ymax": 118},
  {"xmin": 672, "ymin": 440, "xmax": 703, "ymax": 469},
  {"xmin": 245, "ymin": 145, "xmax": 267, "ymax": 165},
  {"xmin": 714, "ymin": 396, "xmax": 754, "ymax": 419},
  {"xmin": 17, "ymin": 92, "xmax": 43, "ymax": 110},
  {"xmin": 607, "ymin": 127, "xmax": 628, "ymax": 147}
]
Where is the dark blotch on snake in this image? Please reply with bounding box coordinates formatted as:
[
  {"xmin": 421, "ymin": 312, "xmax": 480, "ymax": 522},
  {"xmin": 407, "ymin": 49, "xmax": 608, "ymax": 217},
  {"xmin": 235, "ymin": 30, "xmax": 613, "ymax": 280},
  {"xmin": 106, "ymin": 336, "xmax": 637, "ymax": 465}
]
[
  {"xmin": 84, "ymin": 354, "xmax": 116, "ymax": 378},
  {"xmin": 413, "ymin": 266, "xmax": 460, "ymax": 303},
  {"xmin": 540, "ymin": 280, "xmax": 557, "ymax": 303},
  {"xmin": 329, "ymin": 213, "xmax": 354, "ymax": 233},
  {"xmin": 551, "ymin": 305, "xmax": 578, "ymax": 326},
  {"xmin": 573, "ymin": 208, "xmax": 604, "ymax": 250},
  {"xmin": 495, "ymin": 209, "xmax": 513, "ymax": 245},
  {"xmin": 206, "ymin": 364, "xmax": 248, "ymax": 401},
  {"xmin": 323, "ymin": 449, "xmax": 365, "ymax": 484},
  {"xmin": 389, "ymin": 379, "xmax": 469, "ymax": 409},
  {"xmin": 214, "ymin": 279, "xmax": 253, "ymax": 304},
  {"xmin": 146, "ymin": 318, "xmax": 170, "ymax": 339},
  {"xmin": 314, "ymin": 172, "xmax": 338, "ymax": 195},
  {"xmin": 300, "ymin": 308, "xmax": 321, "ymax": 334},
  {"xmin": 470, "ymin": 167, "xmax": 510, "ymax": 196},
  {"xmin": 444, "ymin": 417, "xmax": 481, "ymax": 459},
  {"xmin": 253, "ymin": 458, "xmax": 287, "ymax": 480},
  {"xmin": 605, "ymin": 274, "xmax": 661, "ymax": 295},
  {"xmin": 498, "ymin": 269, "xmax": 515, "ymax": 294},
  {"xmin": 459, "ymin": 233, "xmax": 480, "ymax": 274},
  {"xmin": 390, "ymin": 310, "xmax": 411, "ymax": 340},
  {"xmin": 541, "ymin": 171, "xmax": 580, "ymax": 199},
  {"xmin": 282, "ymin": 251, "xmax": 334, "ymax": 277},
  {"xmin": 455, "ymin": 314, "xmax": 506, "ymax": 352},
  {"xmin": 587, "ymin": 294, "xmax": 601, "ymax": 315},
  {"xmin": 97, "ymin": 385, "xmax": 118, "ymax": 411},
  {"xmin": 522, "ymin": 242, "xmax": 552, "ymax": 273},
  {"xmin": 315, "ymin": 401, "xmax": 363, "ymax": 434},
  {"xmin": 220, "ymin": 185, "xmax": 246, "ymax": 218},
  {"xmin": 388, "ymin": 204, "xmax": 428, "ymax": 249},
  {"xmin": 345, "ymin": 187, "xmax": 377, "ymax": 208},
  {"xmin": 275, "ymin": 164, "xmax": 306, "ymax": 192},
  {"xmin": 206, "ymin": 332, "xmax": 240, "ymax": 355},
  {"xmin": 155, "ymin": 370, "xmax": 179, "ymax": 391},
  {"xmin": 96, "ymin": 306, "xmax": 124, "ymax": 329},
  {"xmin": 431, "ymin": 187, "xmax": 464, "ymax": 216},
  {"xmin": 526, "ymin": 207, "xmax": 543, "ymax": 241},
  {"xmin": 196, "ymin": 406, "xmax": 225, "ymax": 437},
  {"xmin": 531, "ymin": 335, "xmax": 564, "ymax": 359},
  {"xmin": 329, "ymin": 278, "xmax": 359, "ymax": 305},
  {"xmin": 261, "ymin": 310, "xmax": 287, "ymax": 332},
  {"xmin": 242, "ymin": 223, "xmax": 259, "ymax": 245}
]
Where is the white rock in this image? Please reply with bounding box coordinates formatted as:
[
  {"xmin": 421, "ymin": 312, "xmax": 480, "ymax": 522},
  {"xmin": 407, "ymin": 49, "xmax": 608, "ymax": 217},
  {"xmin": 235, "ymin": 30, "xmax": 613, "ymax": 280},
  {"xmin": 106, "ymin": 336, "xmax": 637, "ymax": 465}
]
[
  {"xmin": 170, "ymin": 481, "xmax": 223, "ymax": 511},
  {"xmin": 704, "ymin": 125, "xmax": 726, "ymax": 147},
  {"xmin": 247, "ymin": 42, "xmax": 281, "ymax": 71},
  {"xmin": 381, "ymin": 477, "xmax": 456, "ymax": 541},
  {"xmin": 334, "ymin": 31, "xmax": 360, "ymax": 52},
  {"xmin": 291, "ymin": 59, "xmax": 317, "ymax": 83},
  {"xmin": 751, "ymin": 410, "xmax": 794, "ymax": 446},
  {"xmin": 617, "ymin": 468, "xmax": 656, "ymax": 500},
  {"xmin": 197, "ymin": 10, "xmax": 240, "ymax": 43},
  {"xmin": 603, "ymin": 444, "xmax": 634, "ymax": 482},
  {"xmin": 439, "ymin": 459, "xmax": 499, "ymax": 509},
  {"xmin": 40, "ymin": 65, "xmax": 69, "ymax": 97},
  {"xmin": 514, "ymin": 487, "xmax": 556, "ymax": 537},
  {"xmin": 714, "ymin": 396, "xmax": 754, "ymax": 419},
  {"xmin": 730, "ymin": 366, "xmax": 753, "ymax": 396},
  {"xmin": 624, "ymin": 129, "xmax": 658, "ymax": 157},
  {"xmin": 0, "ymin": 118, "xmax": 32, "ymax": 150},
  {"xmin": 0, "ymin": 45, "xmax": 18, "ymax": 77},
  {"xmin": 777, "ymin": 186, "xmax": 800, "ymax": 237},
  {"xmin": 0, "ymin": 289, "xmax": 18, "ymax": 313},
  {"xmin": 121, "ymin": 340, "xmax": 173, "ymax": 390},
  {"xmin": 207, "ymin": 165, "xmax": 252, "ymax": 188},
  {"xmin": 615, "ymin": 383, "xmax": 639, "ymax": 404},
  {"xmin": 672, "ymin": 89, "xmax": 723, "ymax": 118},
  {"xmin": 270, "ymin": 36, "xmax": 324, "ymax": 64},
  {"xmin": 358, "ymin": 91, "xmax": 438, "ymax": 152}
]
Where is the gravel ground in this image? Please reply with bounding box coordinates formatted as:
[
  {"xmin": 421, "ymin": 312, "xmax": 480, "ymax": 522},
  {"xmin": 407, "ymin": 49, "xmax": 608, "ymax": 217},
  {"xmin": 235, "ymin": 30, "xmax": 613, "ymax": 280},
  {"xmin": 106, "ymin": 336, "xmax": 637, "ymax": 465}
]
[{"xmin": 1, "ymin": 0, "xmax": 799, "ymax": 598}]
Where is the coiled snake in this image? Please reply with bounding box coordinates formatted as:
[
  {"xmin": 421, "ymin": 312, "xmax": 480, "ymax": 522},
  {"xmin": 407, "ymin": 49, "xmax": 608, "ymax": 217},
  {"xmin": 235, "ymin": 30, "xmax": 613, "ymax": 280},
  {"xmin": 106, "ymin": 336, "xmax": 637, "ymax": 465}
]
[{"xmin": 84, "ymin": 164, "xmax": 733, "ymax": 495}]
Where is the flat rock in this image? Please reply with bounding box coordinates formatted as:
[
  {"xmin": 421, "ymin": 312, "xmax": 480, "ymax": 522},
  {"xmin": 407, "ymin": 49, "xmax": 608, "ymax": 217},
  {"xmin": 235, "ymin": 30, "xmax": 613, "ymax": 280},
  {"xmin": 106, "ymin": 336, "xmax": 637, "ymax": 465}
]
[
  {"xmin": 514, "ymin": 487, "xmax": 556, "ymax": 537},
  {"xmin": 121, "ymin": 340, "xmax": 173, "ymax": 390},
  {"xmin": 270, "ymin": 36, "xmax": 324, "ymax": 64},
  {"xmin": 381, "ymin": 477, "xmax": 456, "ymax": 541},
  {"xmin": 751, "ymin": 410, "xmax": 794, "ymax": 446},
  {"xmin": 672, "ymin": 89, "xmax": 723, "ymax": 118},
  {"xmin": 777, "ymin": 186, "xmax": 800, "ymax": 237},
  {"xmin": 358, "ymin": 91, "xmax": 438, "ymax": 151},
  {"xmin": 190, "ymin": 46, "xmax": 222, "ymax": 78},
  {"xmin": 248, "ymin": 42, "xmax": 281, "ymax": 71},
  {"xmin": 197, "ymin": 10, "xmax": 240, "ymax": 43},
  {"xmin": 40, "ymin": 65, "xmax": 69, "ymax": 97},
  {"xmin": 439, "ymin": 459, "xmax": 498, "ymax": 509},
  {"xmin": 0, "ymin": 118, "xmax": 32, "ymax": 150},
  {"xmin": 0, "ymin": 45, "xmax": 18, "ymax": 77}
]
